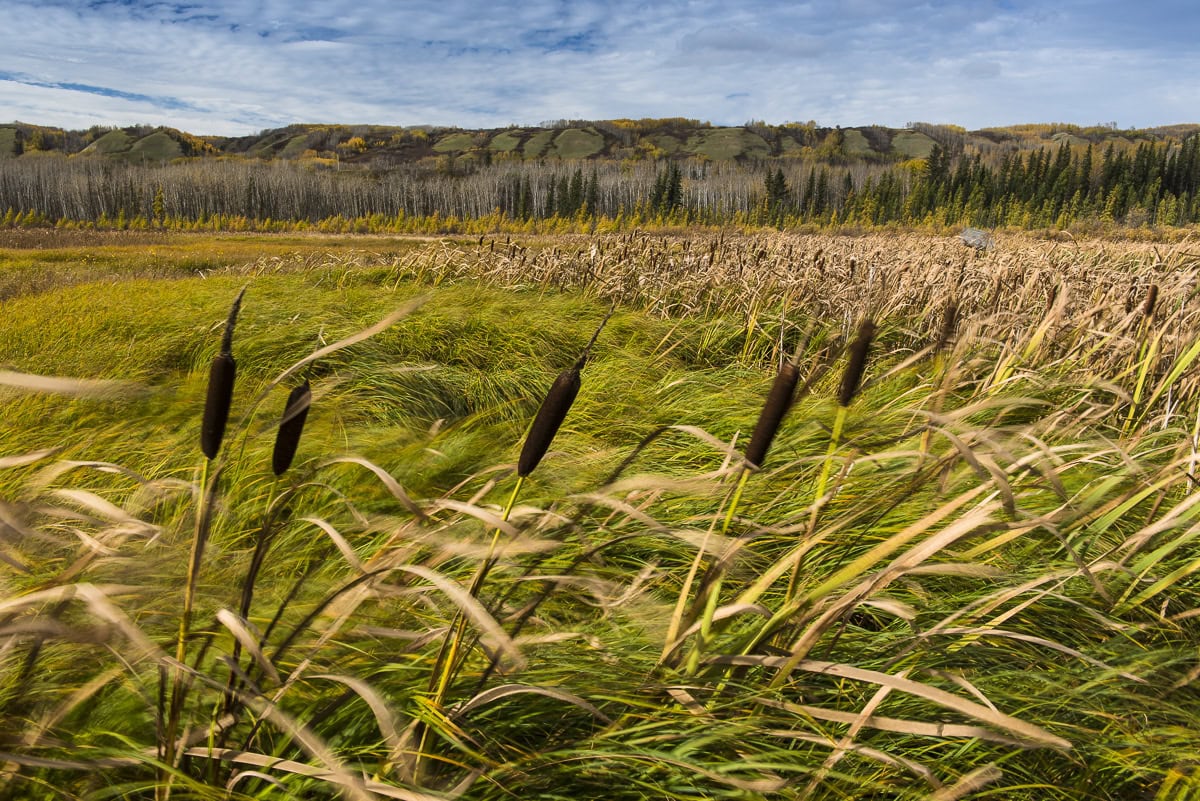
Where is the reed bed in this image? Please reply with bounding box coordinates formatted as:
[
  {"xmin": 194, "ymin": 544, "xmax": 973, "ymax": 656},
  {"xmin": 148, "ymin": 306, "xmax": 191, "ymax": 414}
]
[{"xmin": 1, "ymin": 230, "xmax": 1200, "ymax": 800}]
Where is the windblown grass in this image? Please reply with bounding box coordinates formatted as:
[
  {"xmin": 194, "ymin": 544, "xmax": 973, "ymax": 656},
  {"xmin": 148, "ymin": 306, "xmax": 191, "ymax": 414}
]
[{"xmin": 2, "ymin": 230, "xmax": 1200, "ymax": 800}]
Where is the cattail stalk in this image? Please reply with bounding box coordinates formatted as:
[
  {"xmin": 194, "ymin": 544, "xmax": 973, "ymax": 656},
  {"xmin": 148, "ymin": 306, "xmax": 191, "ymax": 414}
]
[
  {"xmin": 223, "ymin": 381, "xmax": 311, "ymax": 716},
  {"xmin": 934, "ymin": 299, "xmax": 958, "ymax": 355},
  {"xmin": 679, "ymin": 359, "xmax": 801, "ymax": 674},
  {"xmin": 164, "ymin": 288, "xmax": 245, "ymax": 788},
  {"xmin": 814, "ymin": 319, "xmax": 875, "ymax": 503},
  {"xmin": 417, "ymin": 309, "xmax": 611, "ymax": 780}
]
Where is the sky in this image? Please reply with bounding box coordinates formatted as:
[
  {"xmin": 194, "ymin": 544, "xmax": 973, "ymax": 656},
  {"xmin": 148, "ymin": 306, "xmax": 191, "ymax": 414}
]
[{"xmin": 1, "ymin": 0, "xmax": 1197, "ymax": 137}]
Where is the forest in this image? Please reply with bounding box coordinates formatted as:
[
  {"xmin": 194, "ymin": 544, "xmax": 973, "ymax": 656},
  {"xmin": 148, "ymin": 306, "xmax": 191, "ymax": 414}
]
[{"xmin": 1, "ymin": 119, "xmax": 1198, "ymax": 234}]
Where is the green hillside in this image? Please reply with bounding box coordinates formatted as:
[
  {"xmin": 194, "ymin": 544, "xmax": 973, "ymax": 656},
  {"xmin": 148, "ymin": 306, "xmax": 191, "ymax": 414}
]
[{"xmin": 4, "ymin": 119, "xmax": 1197, "ymax": 171}]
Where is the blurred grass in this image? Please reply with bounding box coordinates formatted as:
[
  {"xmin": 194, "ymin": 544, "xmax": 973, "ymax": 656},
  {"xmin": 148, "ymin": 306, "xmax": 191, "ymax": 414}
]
[{"xmin": 3, "ymin": 231, "xmax": 1200, "ymax": 800}]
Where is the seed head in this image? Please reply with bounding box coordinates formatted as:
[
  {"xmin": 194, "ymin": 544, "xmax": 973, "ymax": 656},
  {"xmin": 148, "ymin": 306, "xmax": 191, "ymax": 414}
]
[
  {"xmin": 201, "ymin": 353, "xmax": 235, "ymax": 460},
  {"xmin": 200, "ymin": 288, "xmax": 245, "ymax": 460},
  {"xmin": 744, "ymin": 361, "xmax": 800, "ymax": 470},
  {"xmin": 1142, "ymin": 284, "xmax": 1159, "ymax": 320},
  {"xmin": 837, "ymin": 319, "xmax": 876, "ymax": 407},
  {"xmin": 935, "ymin": 300, "xmax": 958, "ymax": 353},
  {"xmin": 272, "ymin": 380, "xmax": 311, "ymax": 476},
  {"xmin": 517, "ymin": 358, "xmax": 583, "ymax": 477}
]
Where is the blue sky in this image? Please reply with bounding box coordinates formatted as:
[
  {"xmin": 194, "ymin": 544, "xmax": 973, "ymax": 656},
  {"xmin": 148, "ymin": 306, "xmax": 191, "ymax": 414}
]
[{"xmin": 1, "ymin": 0, "xmax": 1197, "ymax": 136}]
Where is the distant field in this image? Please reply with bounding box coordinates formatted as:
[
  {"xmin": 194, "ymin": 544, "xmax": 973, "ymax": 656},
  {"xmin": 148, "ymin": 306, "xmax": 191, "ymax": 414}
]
[
  {"xmin": 685, "ymin": 127, "xmax": 771, "ymax": 159},
  {"xmin": 83, "ymin": 128, "xmax": 133, "ymax": 154},
  {"xmin": 128, "ymin": 129, "xmax": 182, "ymax": 162},
  {"xmin": 488, "ymin": 129, "xmax": 523, "ymax": 152},
  {"xmin": 841, "ymin": 128, "xmax": 874, "ymax": 157},
  {"xmin": 891, "ymin": 129, "xmax": 938, "ymax": 158},
  {"xmin": 432, "ymin": 132, "xmax": 477, "ymax": 153},
  {"xmin": 3, "ymin": 230, "xmax": 1200, "ymax": 800},
  {"xmin": 522, "ymin": 128, "xmax": 555, "ymax": 158},
  {"xmin": 551, "ymin": 127, "xmax": 605, "ymax": 158},
  {"xmin": 0, "ymin": 126, "xmax": 16, "ymax": 157}
]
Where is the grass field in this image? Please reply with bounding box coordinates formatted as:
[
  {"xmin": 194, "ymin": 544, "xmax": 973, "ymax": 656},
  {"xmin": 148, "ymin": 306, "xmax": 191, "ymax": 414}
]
[
  {"xmin": 3, "ymin": 229, "xmax": 1200, "ymax": 800},
  {"xmin": 551, "ymin": 128, "xmax": 605, "ymax": 159},
  {"xmin": 0, "ymin": 128, "xmax": 16, "ymax": 158}
]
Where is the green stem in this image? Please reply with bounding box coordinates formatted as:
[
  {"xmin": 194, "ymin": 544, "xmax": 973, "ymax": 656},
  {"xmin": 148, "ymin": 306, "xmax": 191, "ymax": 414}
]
[
  {"xmin": 684, "ymin": 467, "xmax": 751, "ymax": 674},
  {"xmin": 415, "ymin": 475, "xmax": 524, "ymax": 781},
  {"xmin": 162, "ymin": 458, "xmax": 215, "ymax": 799},
  {"xmin": 814, "ymin": 405, "xmax": 848, "ymax": 504}
]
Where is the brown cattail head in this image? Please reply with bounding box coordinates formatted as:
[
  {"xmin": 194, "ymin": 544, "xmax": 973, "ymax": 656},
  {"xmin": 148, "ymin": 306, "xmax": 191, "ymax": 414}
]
[
  {"xmin": 517, "ymin": 359, "xmax": 582, "ymax": 477},
  {"xmin": 201, "ymin": 352, "xmax": 236, "ymax": 460},
  {"xmin": 516, "ymin": 310, "xmax": 612, "ymax": 478},
  {"xmin": 200, "ymin": 289, "xmax": 245, "ymax": 460},
  {"xmin": 1142, "ymin": 284, "xmax": 1159, "ymax": 320},
  {"xmin": 272, "ymin": 380, "xmax": 311, "ymax": 476},
  {"xmin": 744, "ymin": 361, "xmax": 801, "ymax": 470},
  {"xmin": 935, "ymin": 299, "xmax": 959, "ymax": 353},
  {"xmin": 838, "ymin": 319, "xmax": 876, "ymax": 407}
]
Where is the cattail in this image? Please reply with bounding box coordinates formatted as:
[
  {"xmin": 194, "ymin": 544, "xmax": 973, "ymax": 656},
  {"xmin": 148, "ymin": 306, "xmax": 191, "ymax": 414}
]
[
  {"xmin": 838, "ymin": 319, "xmax": 876, "ymax": 407},
  {"xmin": 515, "ymin": 309, "xmax": 614, "ymax": 478},
  {"xmin": 272, "ymin": 380, "xmax": 311, "ymax": 476},
  {"xmin": 517, "ymin": 356, "xmax": 583, "ymax": 477},
  {"xmin": 200, "ymin": 289, "xmax": 245, "ymax": 459},
  {"xmin": 744, "ymin": 361, "xmax": 800, "ymax": 470},
  {"xmin": 935, "ymin": 300, "xmax": 958, "ymax": 353},
  {"xmin": 1142, "ymin": 284, "xmax": 1159, "ymax": 320}
]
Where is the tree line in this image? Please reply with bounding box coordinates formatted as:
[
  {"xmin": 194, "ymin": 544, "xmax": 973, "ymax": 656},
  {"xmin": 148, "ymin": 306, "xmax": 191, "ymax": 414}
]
[{"xmin": 1, "ymin": 134, "xmax": 1197, "ymax": 233}]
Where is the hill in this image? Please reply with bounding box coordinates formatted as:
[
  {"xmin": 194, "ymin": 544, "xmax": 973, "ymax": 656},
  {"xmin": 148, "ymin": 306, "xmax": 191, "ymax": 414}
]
[{"xmin": 3, "ymin": 118, "xmax": 1198, "ymax": 169}]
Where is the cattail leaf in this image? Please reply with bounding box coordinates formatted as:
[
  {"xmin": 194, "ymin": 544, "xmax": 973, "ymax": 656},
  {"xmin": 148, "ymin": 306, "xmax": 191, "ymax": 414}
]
[
  {"xmin": 517, "ymin": 367, "xmax": 581, "ymax": 477},
  {"xmin": 838, "ymin": 319, "xmax": 876, "ymax": 407},
  {"xmin": 272, "ymin": 380, "xmax": 311, "ymax": 476},
  {"xmin": 201, "ymin": 352, "xmax": 236, "ymax": 460},
  {"xmin": 744, "ymin": 361, "xmax": 800, "ymax": 470}
]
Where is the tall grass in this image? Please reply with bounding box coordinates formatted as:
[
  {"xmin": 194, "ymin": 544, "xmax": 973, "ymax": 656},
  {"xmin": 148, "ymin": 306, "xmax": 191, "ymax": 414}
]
[{"xmin": 2, "ymin": 230, "xmax": 1200, "ymax": 799}]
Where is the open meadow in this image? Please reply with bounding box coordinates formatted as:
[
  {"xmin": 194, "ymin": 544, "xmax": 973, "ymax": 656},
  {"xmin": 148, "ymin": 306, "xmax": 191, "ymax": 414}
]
[{"xmin": 3, "ymin": 228, "xmax": 1200, "ymax": 800}]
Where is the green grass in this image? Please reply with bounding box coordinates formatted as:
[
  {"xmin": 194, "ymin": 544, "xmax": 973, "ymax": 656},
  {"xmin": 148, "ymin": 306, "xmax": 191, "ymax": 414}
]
[
  {"xmin": 84, "ymin": 129, "xmax": 134, "ymax": 155},
  {"xmin": 684, "ymin": 128, "xmax": 772, "ymax": 160},
  {"xmin": 523, "ymin": 129, "xmax": 555, "ymax": 158},
  {"xmin": 647, "ymin": 133, "xmax": 685, "ymax": 155},
  {"xmin": 0, "ymin": 127, "xmax": 16, "ymax": 158},
  {"xmin": 3, "ymin": 232, "xmax": 1200, "ymax": 800},
  {"xmin": 488, "ymin": 130, "xmax": 524, "ymax": 152},
  {"xmin": 552, "ymin": 128, "xmax": 605, "ymax": 159},
  {"xmin": 279, "ymin": 133, "xmax": 312, "ymax": 159},
  {"xmin": 433, "ymin": 132, "xmax": 477, "ymax": 153},
  {"xmin": 892, "ymin": 130, "xmax": 938, "ymax": 159},
  {"xmin": 127, "ymin": 131, "xmax": 183, "ymax": 163},
  {"xmin": 841, "ymin": 128, "xmax": 874, "ymax": 157}
]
